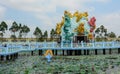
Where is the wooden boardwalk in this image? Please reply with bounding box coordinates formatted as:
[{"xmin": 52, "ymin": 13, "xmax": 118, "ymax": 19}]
[{"xmin": 0, "ymin": 41, "xmax": 120, "ymax": 61}]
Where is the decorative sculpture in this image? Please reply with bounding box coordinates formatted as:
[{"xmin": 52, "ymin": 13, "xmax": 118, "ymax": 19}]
[
  {"xmin": 44, "ymin": 50, "xmax": 53, "ymax": 63},
  {"xmin": 55, "ymin": 10, "xmax": 96, "ymax": 42},
  {"xmin": 77, "ymin": 23, "xmax": 85, "ymax": 35},
  {"xmin": 61, "ymin": 11, "xmax": 74, "ymax": 43},
  {"xmin": 88, "ymin": 17, "xmax": 96, "ymax": 32}
]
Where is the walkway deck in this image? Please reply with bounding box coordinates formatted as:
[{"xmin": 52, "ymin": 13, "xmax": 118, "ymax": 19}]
[{"xmin": 0, "ymin": 41, "xmax": 120, "ymax": 55}]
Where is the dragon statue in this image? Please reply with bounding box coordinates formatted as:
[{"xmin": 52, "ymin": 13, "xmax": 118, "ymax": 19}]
[{"xmin": 55, "ymin": 10, "xmax": 96, "ymax": 42}]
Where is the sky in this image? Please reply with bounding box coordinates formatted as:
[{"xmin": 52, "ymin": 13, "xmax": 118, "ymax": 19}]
[{"xmin": 0, "ymin": 0, "xmax": 120, "ymax": 38}]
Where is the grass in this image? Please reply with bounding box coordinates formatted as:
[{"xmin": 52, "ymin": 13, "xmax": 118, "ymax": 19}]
[{"xmin": 0, "ymin": 53, "xmax": 120, "ymax": 74}]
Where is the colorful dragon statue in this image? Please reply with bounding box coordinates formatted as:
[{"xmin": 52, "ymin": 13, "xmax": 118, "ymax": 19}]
[{"xmin": 55, "ymin": 10, "xmax": 96, "ymax": 42}]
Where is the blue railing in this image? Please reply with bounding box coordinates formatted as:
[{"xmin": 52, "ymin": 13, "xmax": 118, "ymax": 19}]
[{"xmin": 0, "ymin": 41, "xmax": 120, "ymax": 55}]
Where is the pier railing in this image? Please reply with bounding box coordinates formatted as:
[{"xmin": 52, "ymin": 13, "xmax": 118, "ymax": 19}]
[{"xmin": 0, "ymin": 41, "xmax": 120, "ymax": 55}]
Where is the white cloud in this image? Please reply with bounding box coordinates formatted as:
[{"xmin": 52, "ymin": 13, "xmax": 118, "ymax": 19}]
[
  {"xmin": 0, "ymin": 0, "xmax": 98, "ymax": 13},
  {"xmin": 0, "ymin": 0, "xmax": 118, "ymax": 38},
  {"xmin": 0, "ymin": 5, "xmax": 6, "ymax": 18},
  {"xmin": 95, "ymin": 0, "xmax": 111, "ymax": 3},
  {"xmin": 96, "ymin": 12, "xmax": 120, "ymax": 36}
]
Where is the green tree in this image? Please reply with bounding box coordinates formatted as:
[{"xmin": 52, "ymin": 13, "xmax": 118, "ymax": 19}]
[
  {"xmin": 108, "ymin": 32, "xmax": 116, "ymax": 38},
  {"xmin": 118, "ymin": 36, "xmax": 120, "ymax": 38},
  {"xmin": 20, "ymin": 25, "xmax": 30, "ymax": 38},
  {"xmin": 95, "ymin": 25, "xmax": 108, "ymax": 41},
  {"xmin": 100, "ymin": 25, "xmax": 104, "ymax": 38},
  {"xmin": 33, "ymin": 27, "xmax": 42, "ymax": 41},
  {"xmin": 10, "ymin": 35, "xmax": 16, "ymax": 39},
  {"xmin": 95, "ymin": 28, "xmax": 100, "ymax": 37},
  {"xmin": 50, "ymin": 29, "xmax": 55, "ymax": 40},
  {"xmin": 43, "ymin": 30, "xmax": 48, "ymax": 41},
  {"xmin": 18, "ymin": 23, "xmax": 22, "ymax": 38},
  {"xmin": 103, "ymin": 28, "xmax": 108, "ymax": 41},
  {"xmin": 9, "ymin": 21, "xmax": 19, "ymax": 37},
  {"xmin": 0, "ymin": 21, "xmax": 8, "ymax": 38},
  {"xmin": 95, "ymin": 36, "xmax": 101, "ymax": 41}
]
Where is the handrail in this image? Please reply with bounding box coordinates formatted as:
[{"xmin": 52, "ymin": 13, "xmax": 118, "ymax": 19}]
[{"xmin": 0, "ymin": 41, "xmax": 120, "ymax": 55}]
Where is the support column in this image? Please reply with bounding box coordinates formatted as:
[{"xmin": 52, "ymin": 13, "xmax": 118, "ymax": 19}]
[
  {"xmin": 67, "ymin": 50, "xmax": 69, "ymax": 56},
  {"xmin": 67, "ymin": 50, "xmax": 70, "ymax": 56},
  {"xmin": 84, "ymin": 50, "xmax": 86, "ymax": 55},
  {"xmin": 16, "ymin": 53, "xmax": 18, "ymax": 58},
  {"xmin": 39, "ymin": 50, "xmax": 42, "ymax": 56},
  {"xmin": 10, "ymin": 54, "xmax": 14, "ymax": 60},
  {"xmin": 0, "ymin": 55, "xmax": 4, "ymax": 61},
  {"xmin": 10, "ymin": 54, "xmax": 13, "ymax": 60},
  {"xmin": 13, "ymin": 53, "xmax": 16, "ymax": 59},
  {"xmin": 39, "ymin": 50, "xmax": 41, "ymax": 55},
  {"xmin": 62, "ymin": 50, "xmax": 64, "ymax": 56},
  {"xmin": 118, "ymin": 48, "xmax": 120, "ymax": 54},
  {"xmin": 109, "ymin": 49, "xmax": 112, "ymax": 54},
  {"xmin": 78, "ymin": 50, "xmax": 81, "ymax": 55},
  {"xmin": 6, "ymin": 55, "xmax": 9, "ymax": 60},
  {"xmin": 95, "ymin": 49, "xmax": 98, "ymax": 55},
  {"xmin": 41, "ymin": 50, "xmax": 42, "ymax": 55},
  {"xmin": 75, "ymin": 50, "xmax": 78, "ymax": 55},
  {"xmin": 87, "ymin": 50, "xmax": 89, "ymax": 55},
  {"xmin": 52, "ymin": 50, "xmax": 54, "ymax": 55},
  {"xmin": 14, "ymin": 53, "xmax": 18, "ymax": 59},
  {"xmin": 103, "ymin": 49, "xmax": 106, "ymax": 55},
  {"xmin": 13, "ymin": 54, "xmax": 15, "ymax": 60},
  {"xmin": 15, "ymin": 53, "xmax": 17, "ymax": 59},
  {"xmin": 70, "ymin": 50, "xmax": 73, "ymax": 55},
  {"xmin": 55, "ymin": 50, "xmax": 57, "ymax": 55},
  {"xmin": 31, "ymin": 51, "xmax": 34, "ymax": 56}
]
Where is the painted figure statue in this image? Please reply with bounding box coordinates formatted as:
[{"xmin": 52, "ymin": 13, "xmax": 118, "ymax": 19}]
[
  {"xmin": 55, "ymin": 10, "xmax": 96, "ymax": 42},
  {"xmin": 61, "ymin": 11, "xmax": 74, "ymax": 43}
]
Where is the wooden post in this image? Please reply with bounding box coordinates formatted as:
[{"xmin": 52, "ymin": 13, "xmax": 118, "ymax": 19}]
[
  {"xmin": 10, "ymin": 55, "xmax": 13, "ymax": 60},
  {"xmin": 78, "ymin": 50, "xmax": 81, "ymax": 55},
  {"xmin": 16, "ymin": 53, "xmax": 18, "ymax": 59},
  {"xmin": 15, "ymin": 53, "xmax": 17, "ymax": 59},
  {"xmin": 109, "ymin": 49, "xmax": 112, "ymax": 54},
  {"xmin": 55, "ymin": 50, "xmax": 57, "ymax": 55},
  {"xmin": 39, "ymin": 50, "xmax": 41, "ymax": 55},
  {"xmin": 62, "ymin": 50, "xmax": 64, "ymax": 56},
  {"xmin": 6, "ymin": 55, "xmax": 9, "ymax": 60},
  {"xmin": 70, "ymin": 50, "xmax": 73, "ymax": 55},
  {"xmin": 75, "ymin": 50, "xmax": 77, "ymax": 55},
  {"xmin": 67, "ymin": 50, "xmax": 68, "ymax": 56},
  {"xmin": 87, "ymin": 50, "xmax": 89, "ymax": 55},
  {"xmin": 10, "ymin": 54, "xmax": 14, "ymax": 60},
  {"xmin": 52, "ymin": 50, "xmax": 54, "ymax": 55},
  {"xmin": 84, "ymin": 50, "xmax": 86, "ymax": 55},
  {"xmin": 67, "ymin": 50, "xmax": 72, "ymax": 56},
  {"xmin": 0, "ymin": 55, "xmax": 4, "ymax": 61},
  {"xmin": 41, "ymin": 50, "xmax": 42, "ymax": 55},
  {"xmin": 31, "ymin": 51, "xmax": 34, "ymax": 56},
  {"xmin": 103, "ymin": 49, "xmax": 106, "ymax": 55},
  {"xmin": 118, "ymin": 48, "xmax": 120, "ymax": 54},
  {"xmin": 14, "ymin": 54, "xmax": 16, "ymax": 59},
  {"xmin": 69, "ymin": 50, "xmax": 71, "ymax": 55},
  {"xmin": 95, "ymin": 49, "xmax": 97, "ymax": 55}
]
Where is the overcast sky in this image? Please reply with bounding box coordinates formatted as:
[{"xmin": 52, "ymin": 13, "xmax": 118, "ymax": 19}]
[{"xmin": 0, "ymin": 0, "xmax": 120, "ymax": 38}]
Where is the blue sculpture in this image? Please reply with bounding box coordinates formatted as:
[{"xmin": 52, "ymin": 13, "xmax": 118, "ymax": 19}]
[{"xmin": 45, "ymin": 53, "xmax": 52, "ymax": 63}]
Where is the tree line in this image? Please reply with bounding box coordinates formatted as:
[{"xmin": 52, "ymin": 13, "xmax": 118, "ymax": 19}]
[
  {"xmin": 95, "ymin": 25, "xmax": 119, "ymax": 41},
  {"xmin": 33, "ymin": 27, "xmax": 56, "ymax": 41},
  {"xmin": 0, "ymin": 21, "xmax": 30, "ymax": 39},
  {"xmin": 0, "ymin": 21, "xmax": 119, "ymax": 42},
  {"xmin": 0, "ymin": 21, "xmax": 56, "ymax": 41}
]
